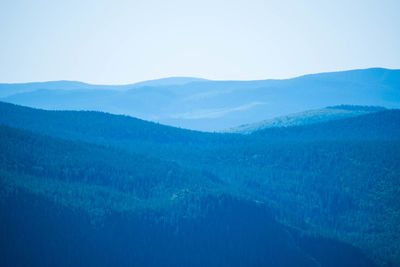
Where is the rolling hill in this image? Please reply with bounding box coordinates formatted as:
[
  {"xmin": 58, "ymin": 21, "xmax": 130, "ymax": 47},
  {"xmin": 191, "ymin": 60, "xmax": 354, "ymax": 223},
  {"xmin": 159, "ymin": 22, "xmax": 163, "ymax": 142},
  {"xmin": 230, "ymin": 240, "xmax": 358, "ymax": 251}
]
[
  {"xmin": 1, "ymin": 68, "xmax": 399, "ymax": 131},
  {"xmin": 224, "ymin": 105, "xmax": 386, "ymax": 134},
  {"xmin": 0, "ymin": 77, "xmax": 207, "ymax": 98},
  {"xmin": 0, "ymin": 124, "xmax": 378, "ymax": 267},
  {"xmin": 1, "ymin": 102, "xmax": 400, "ymax": 266}
]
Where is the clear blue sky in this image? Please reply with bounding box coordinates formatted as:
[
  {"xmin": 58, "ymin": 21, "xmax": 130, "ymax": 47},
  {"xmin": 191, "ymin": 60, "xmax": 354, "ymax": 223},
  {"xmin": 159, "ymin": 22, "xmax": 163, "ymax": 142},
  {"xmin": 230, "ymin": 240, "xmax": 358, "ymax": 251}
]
[{"xmin": 0, "ymin": 0, "xmax": 399, "ymax": 84}]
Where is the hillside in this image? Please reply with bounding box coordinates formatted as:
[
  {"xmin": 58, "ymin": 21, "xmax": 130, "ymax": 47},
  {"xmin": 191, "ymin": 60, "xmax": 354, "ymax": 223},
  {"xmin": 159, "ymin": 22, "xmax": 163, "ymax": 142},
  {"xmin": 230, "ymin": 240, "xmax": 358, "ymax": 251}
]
[
  {"xmin": 1, "ymin": 68, "xmax": 399, "ymax": 131},
  {"xmin": 251, "ymin": 109, "xmax": 400, "ymax": 142},
  {"xmin": 0, "ymin": 125, "xmax": 377, "ymax": 267},
  {"xmin": 1, "ymin": 102, "xmax": 400, "ymax": 266},
  {"xmin": 1, "ymin": 101, "xmax": 399, "ymax": 146},
  {"xmin": 224, "ymin": 105, "xmax": 386, "ymax": 134}
]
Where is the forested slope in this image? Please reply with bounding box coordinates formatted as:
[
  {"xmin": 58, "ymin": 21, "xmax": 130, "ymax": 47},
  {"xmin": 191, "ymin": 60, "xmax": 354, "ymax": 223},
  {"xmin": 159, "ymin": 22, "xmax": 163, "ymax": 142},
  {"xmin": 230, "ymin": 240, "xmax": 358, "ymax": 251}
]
[
  {"xmin": 0, "ymin": 125, "xmax": 376, "ymax": 267},
  {"xmin": 224, "ymin": 105, "xmax": 386, "ymax": 134},
  {"xmin": 1, "ymin": 102, "xmax": 399, "ymax": 266}
]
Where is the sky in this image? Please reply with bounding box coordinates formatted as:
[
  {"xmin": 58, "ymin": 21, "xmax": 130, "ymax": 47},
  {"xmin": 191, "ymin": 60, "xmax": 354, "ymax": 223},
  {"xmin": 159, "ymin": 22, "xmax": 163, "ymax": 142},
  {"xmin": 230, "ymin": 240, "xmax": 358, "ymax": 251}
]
[{"xmin": 0, "ymin": 0, "xmax": 399, "ymax": 84}]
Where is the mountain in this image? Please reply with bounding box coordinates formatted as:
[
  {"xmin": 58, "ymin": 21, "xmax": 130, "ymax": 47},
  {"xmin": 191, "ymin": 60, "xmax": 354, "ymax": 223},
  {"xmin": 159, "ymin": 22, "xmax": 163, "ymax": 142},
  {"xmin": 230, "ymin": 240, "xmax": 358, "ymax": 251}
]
[
  {"xmin": 0, "ymin": 81, "xmax": 113, "ymax": 98},
  {"xmin": 224, "ymin": 105, "xmax": 387, "ymax": 134},
  {"xmin": 0, "ymin": 125, "xmax": 376, "ymax": 267},
  {"xmin": 129, "ymin": 77, "xmax": 208, "ymax": 88},
  {"xmin": 1, "ymin": 68, "xmax": 399, "ymax": 131},
  {"xmin": 1, "ymin": 102, "xmax": 400, "ymax": 266},
  {"xmin": 0, "ymin": 77, "xmax": 207, "ymax": 98},
  {"xmin": 1, "ymin": 102, "xmax": 399, "ymax": 145},
  {"xmin": 250, "ymin": 108, "xmax": 400, "ymax": 142}
]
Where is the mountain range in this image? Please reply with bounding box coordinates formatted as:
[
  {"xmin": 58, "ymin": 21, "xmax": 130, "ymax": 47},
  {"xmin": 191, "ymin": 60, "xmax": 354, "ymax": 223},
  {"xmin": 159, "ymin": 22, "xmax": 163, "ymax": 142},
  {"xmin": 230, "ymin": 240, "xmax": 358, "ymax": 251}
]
[
  {"xmin": 1, "ymin": 68, "xmax": 400, "ymax": 266},
  {"xmin": 1, "ymin": 68, "xmax": 399, "ymax": 131}
]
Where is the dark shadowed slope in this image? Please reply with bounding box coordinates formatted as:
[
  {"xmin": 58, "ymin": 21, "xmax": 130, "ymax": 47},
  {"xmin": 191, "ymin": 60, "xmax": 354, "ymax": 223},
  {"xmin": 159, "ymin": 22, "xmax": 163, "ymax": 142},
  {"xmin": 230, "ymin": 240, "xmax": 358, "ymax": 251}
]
[
  {"xmin": 1, "ymin": 68, "xmax": 399, "ymax": 131},
  {"xmin": 0, "ymin": 101, "xmax": 217, "ymax": 144},
  {"xmin": 0, "ymin": 125, "xmax": 377, "ymax": 267},
  {"xmin": 1, "ymin": 102, "xmax": 400, "ymax": 265},
  {"xmin": 1, "ymin": 101, "xmax": 399, "ymax": 146}
]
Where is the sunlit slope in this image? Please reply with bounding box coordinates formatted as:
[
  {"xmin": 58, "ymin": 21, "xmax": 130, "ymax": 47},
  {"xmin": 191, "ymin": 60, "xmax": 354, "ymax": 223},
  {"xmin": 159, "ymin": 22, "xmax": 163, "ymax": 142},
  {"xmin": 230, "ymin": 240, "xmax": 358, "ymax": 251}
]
[{"xmin": 224, "ymin": 105, "xmax": 386, "ymax": 134}]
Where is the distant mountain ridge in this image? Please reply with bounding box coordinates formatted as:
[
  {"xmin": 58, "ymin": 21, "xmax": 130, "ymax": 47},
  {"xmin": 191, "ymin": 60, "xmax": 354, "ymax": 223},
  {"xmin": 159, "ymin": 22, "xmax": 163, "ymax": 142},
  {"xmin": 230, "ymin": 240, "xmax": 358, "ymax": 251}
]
[
  {"xmin": 129, "ymin": 77, "xmax": 208, "ymax": 88},
  {"xmin": 1, "ymin": 68, "xmax": 399, "ymax": 131},
  {"xmin": 0, "ymin": 77, "xmax": 207, "ymax": 98}
]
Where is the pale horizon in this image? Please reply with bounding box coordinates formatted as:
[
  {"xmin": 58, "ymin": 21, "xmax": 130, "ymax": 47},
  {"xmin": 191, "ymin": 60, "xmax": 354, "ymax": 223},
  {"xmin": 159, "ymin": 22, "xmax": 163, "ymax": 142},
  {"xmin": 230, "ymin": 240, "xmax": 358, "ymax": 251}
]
[
  {"xmin": 1, "ymin": 0, "xmax": 399, "ymax": 84},
  {"xmin": 1, "ymin": 66, "xmax": 398, "ymax": 86}
]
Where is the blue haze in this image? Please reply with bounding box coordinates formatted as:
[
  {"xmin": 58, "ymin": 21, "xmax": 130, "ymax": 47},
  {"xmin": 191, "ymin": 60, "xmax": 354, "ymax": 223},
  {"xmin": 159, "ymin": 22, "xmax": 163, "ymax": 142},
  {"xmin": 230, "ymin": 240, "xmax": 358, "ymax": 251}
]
[
  {"xmin": 1, "ymin": 68, "xmax": 399, "ymax": 131},
  {"xmin": 0, "ymin": 0, "xmax": 399, "ymax": 84}
]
